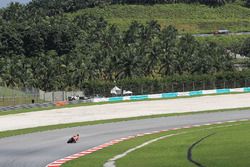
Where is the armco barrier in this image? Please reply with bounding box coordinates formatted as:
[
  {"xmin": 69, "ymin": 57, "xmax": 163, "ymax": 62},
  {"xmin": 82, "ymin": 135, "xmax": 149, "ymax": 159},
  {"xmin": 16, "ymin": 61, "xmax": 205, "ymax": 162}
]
[{"xmin": 93, "ymin": 87, "xmax": 249, "ymax": 103}]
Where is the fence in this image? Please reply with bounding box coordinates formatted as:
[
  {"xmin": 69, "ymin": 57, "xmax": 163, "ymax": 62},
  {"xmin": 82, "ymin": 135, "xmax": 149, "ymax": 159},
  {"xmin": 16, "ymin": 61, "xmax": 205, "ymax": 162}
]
[
  {"xmin": 85, "ymin": 78, "xmax": 250, "ymax": 97},
  {"xmin": 1, "ymin": 78, "xmax": 250, "ymax": 107},
  {"xmin": 0, "ymin": 87, "xmax": 85, "ymax": 106},
  {"xmin": 39, "ymin": 90, "xmax": 85, "ymax": 102},
  {"xmin": 0, "ymin": 86, "xmax": 42, "ymax": 107},
  {"xmin": 93, "ymin": 87, "xmax": 250, "ymax": 103}
]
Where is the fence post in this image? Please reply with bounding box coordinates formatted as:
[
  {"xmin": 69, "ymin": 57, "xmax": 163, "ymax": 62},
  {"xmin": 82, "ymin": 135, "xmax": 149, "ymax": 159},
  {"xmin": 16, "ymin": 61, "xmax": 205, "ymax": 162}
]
[
  {"xmin": 52, "ymin": 92, "xmax": 55, "ymax": 102},
  {"xmin": 13, "ymin": 95, "xmax": 15, "ymax": 105},
  {"xmin": 12, "ymin": 89, "xmax": 14, "ymax": 106},
  {"xmin": 182, "ymin": 82, "xmax": 185, "ymax": 92},
  {"xmin": 43, "ymin": 93, "xmax": 45, "ymax": 102},
  {"xmin": 36, "ymin": 93, "xmax": 39, "ymax": 103}
]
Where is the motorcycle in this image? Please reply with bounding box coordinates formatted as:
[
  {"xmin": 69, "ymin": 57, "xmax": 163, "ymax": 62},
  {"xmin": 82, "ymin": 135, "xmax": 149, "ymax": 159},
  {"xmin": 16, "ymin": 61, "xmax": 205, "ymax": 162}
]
[{"xmin": 67, "ymin": 137, "xmax": 76, "ymax": 143}]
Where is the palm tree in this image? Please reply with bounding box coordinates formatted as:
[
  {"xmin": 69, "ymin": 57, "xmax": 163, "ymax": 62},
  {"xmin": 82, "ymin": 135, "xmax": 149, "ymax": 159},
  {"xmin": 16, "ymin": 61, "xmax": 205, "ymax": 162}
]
[
  {"xmin": 140, "ymin": 21, "xmax": 161, "ymax": 76},
  {"xmin": 176, "ymin": 34, "xmax": 199, "ymax": 74},
  {"xmin": 158, "ymin": 25, "xmax": 178, "ymax": 76},
  {"xmin": 247, "ymin": 0, "xmax": 250, "ymax": 7}
]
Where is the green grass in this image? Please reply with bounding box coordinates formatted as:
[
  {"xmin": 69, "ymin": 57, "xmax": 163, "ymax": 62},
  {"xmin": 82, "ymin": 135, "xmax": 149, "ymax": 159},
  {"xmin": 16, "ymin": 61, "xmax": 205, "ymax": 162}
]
[
  {"xmin": 62, "ymin": 121, "xmax": 250, "ymax": 167},
  {"xmin": 197, "ymin": 34, "xmax": 250, "ymax": 48},
  {"xmin": 71, "ymin": 3, "xmax": 250, "ymax": 33},
  {"xmin": 118, "ymin": 122, "xmax": 250, "ymax": 167}
]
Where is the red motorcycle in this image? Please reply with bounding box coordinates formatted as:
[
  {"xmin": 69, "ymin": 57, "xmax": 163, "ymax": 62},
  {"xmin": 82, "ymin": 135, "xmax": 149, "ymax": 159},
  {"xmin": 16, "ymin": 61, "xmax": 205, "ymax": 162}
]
[{"xmin": 67, "ymin": 134, "xmax": 80, "ymax": 143}]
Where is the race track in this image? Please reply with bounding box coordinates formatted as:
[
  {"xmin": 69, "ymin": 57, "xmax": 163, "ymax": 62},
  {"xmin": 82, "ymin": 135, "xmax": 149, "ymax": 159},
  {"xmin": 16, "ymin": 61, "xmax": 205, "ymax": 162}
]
[{"xmin": 1, "ymin": 110, "xmax": 250, "ymax": 167}]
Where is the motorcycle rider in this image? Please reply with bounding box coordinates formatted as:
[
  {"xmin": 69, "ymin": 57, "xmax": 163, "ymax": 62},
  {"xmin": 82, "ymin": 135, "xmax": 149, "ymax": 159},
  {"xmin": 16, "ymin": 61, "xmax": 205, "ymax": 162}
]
[{"xmin": 67, "ymin": 134, "xmax": 80, "ymax": 143}]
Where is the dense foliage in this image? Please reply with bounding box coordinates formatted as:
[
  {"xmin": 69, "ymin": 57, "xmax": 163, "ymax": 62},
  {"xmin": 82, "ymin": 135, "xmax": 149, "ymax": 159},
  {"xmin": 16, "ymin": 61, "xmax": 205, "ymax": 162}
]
[
  {"xmin": 0, "ymin": 0, "xmax": 238, "ymax": 21},
  {"xmin": 240, "ymin": 38, "xmax": 250, "ymax": 57},
  {"xmin": 0, "ymin": 12, "xmax": 237, "ymax": 91},
  {"xmin": 246, "ymin": 0, "xmax": 250, "ymax": 7},
  {"xmin": 112, "ymin": 0, "xmax": 234, "ymax": 6},
  {"xmin": 0, "ymin": 0, "xmax": 249, "ymax": 93}
]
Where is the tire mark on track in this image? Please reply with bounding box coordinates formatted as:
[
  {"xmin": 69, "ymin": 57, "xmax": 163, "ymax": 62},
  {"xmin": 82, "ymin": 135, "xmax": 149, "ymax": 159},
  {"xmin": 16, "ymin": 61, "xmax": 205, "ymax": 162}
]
[{"xmin": 187, "ymin": 133, "xmax": 216, "ymax": 167}]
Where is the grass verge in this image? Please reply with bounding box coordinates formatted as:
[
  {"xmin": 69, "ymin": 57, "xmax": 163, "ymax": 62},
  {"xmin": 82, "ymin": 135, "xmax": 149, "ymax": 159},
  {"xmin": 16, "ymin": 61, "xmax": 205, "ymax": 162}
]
[{"xmin": 62, "ymin": 121, "xmax": 250, "ymax": 167}]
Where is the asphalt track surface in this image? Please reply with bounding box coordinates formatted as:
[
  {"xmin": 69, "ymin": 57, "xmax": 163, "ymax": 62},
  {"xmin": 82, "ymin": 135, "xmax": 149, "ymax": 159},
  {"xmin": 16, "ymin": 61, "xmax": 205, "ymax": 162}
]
[{"xmin": 1, "ymin": 110, "xmax": 250, "ymax": 167}]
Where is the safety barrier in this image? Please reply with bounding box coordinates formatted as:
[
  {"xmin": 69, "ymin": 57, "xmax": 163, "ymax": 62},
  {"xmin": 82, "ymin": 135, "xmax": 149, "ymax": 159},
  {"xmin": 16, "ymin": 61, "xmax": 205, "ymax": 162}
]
[
  {"xmin": 1, "ymin": 87, "xmax": 249, "ymax": 111},
  {"xmin": 93, "ymin": 87, "xmax": 249, "ymax": 103}
]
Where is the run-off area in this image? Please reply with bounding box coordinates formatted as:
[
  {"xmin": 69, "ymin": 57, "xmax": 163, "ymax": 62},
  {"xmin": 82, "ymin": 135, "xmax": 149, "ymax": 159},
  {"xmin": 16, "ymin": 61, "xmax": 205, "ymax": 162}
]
[{"xmin": 62, "ymin": 121, "xmax": 250, "ymax": 167}]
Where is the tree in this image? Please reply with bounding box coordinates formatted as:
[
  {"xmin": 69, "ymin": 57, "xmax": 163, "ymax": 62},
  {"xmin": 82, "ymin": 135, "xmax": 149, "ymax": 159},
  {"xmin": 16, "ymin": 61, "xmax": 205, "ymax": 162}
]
[
  {"xmin": 44, "ymin": 16, "xmax": 78, "ymax": 56},
  {"xmin": 246, "ymin": 0, "xmax": 250, "ymax": 7},
  {"xmin": 22, "ymin": 24, "xmax": 45, "ymax": 57},
  {"xmin": 2, "ymin": 2, "xmax": 26, "ymax": 22},
  {"xmin": 99, "ymin": 25, "xmax": 123, "ymax": 80},
  {"xmin": 116, "ymin": 21, "xmax": 145, "ymax": 78},
  {"xmin": 240, "ymin": 37, "xmax": 250, "ymax": 57},
  {"xmin": 0, "ymin": 22, "xmax": 24, "ymax": 57},
  {"xmin": 201, "ymin": 0, "xmax": 226, "ymax": 6},
  {"xmin": 176, "ymin": 34, "xmax": 199, "ymax": 74},
  {"xmin": 158, "ymin": 25, "xmax": 178, "ymax": 76},
  {"xmin": 140, "ymin": 21, "xmax": 161, "ymax": 76}
]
